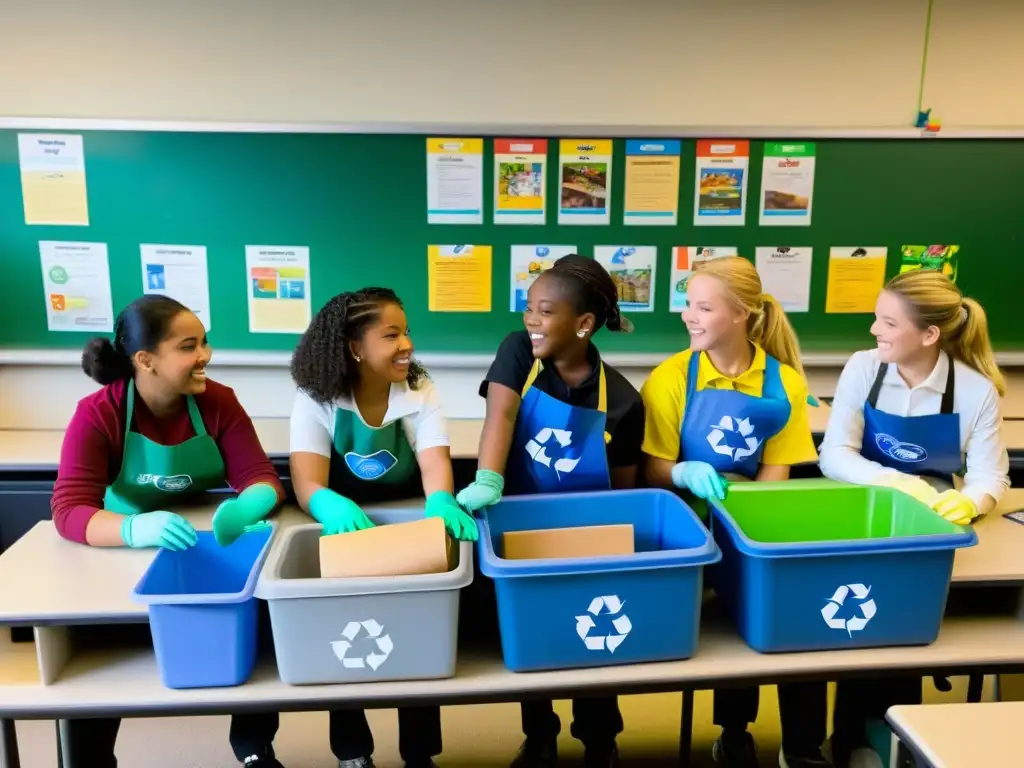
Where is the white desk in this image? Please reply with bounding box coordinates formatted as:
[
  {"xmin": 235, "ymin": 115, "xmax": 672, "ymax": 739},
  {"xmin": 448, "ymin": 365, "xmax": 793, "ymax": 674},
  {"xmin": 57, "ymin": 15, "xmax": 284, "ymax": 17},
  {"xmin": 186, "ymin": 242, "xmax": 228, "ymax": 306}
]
[{"xmin": 887, "ymin": 701, "xmax": 1024, "ymax": 768}]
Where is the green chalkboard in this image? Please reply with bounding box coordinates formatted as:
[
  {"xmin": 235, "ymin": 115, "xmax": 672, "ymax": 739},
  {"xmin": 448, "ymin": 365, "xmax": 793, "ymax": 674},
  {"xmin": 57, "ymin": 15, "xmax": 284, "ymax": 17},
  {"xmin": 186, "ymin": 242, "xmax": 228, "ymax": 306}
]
[{"xmin": 1, "ymin": 131, "xmax": 1021, "ymax": 353}]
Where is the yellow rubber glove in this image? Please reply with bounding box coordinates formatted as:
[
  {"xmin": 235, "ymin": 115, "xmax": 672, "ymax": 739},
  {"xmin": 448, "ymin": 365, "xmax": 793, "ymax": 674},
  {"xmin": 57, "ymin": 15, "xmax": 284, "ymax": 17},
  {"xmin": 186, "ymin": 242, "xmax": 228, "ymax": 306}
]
[
  {"xmin": 931, "ymin": 489, "xmax": 980, "ymax": 526},
  {"xmin": 886, "ymin": 474, "xmax": 941, "ymax": 506}
]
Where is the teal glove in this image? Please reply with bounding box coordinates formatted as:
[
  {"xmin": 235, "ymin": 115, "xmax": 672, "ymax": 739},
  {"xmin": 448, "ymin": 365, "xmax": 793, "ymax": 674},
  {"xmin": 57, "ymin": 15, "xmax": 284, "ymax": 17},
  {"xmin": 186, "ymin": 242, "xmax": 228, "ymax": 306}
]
[
  {"xmin": 455, "ymin": 469, "xmax": 504, "ymax": 512},
  {"xmin": 309, "ymin": 488, "xmax": 375, "ymax": 536},
  {"xmin": 212, "ymin": 483, "xmax": 279, "ymax": 546},
  {"xmin": 671, "ymin": 461, "xmax": 728, "ymax": 501},
  {"xmin": 121, "ymin": 511, "xmax": 198, "ymax": 551},
  {"xmin": 425, "ymin": 490, "xmax": 479, "ymax": 542}
]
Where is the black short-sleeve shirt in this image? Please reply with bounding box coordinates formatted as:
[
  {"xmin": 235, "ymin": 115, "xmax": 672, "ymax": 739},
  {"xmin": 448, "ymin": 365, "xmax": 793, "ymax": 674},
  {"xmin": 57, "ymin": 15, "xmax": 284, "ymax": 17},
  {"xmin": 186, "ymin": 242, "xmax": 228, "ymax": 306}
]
[{"xmin": 481, "ymin": 330, "xmax": 646, "ymax": 468}]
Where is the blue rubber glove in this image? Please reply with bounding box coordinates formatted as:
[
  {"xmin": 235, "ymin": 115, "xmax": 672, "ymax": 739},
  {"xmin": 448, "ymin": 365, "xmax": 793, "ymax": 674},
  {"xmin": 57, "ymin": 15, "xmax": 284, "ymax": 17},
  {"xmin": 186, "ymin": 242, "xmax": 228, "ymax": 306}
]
[
  {"xmin": 212, "ymin": 483, "xmax": 279, "ymax": 546},
  {"xmin": 455, "ymin": 469, "xmax": 504, "ymax": 512},
  {"xmin": 671, "ymin": 461, "xmax": 728, "ymax": 501},
  {"xmin": 425, "ymin": 490, "xmax": 479, "ymax": 542},
  {"xmin": 121, "ymin": 511, "xmax": 198, "ymax": 551},
  {"xmin": 309, "ymin": 488, "xmax": 375, "ymax": 536}
]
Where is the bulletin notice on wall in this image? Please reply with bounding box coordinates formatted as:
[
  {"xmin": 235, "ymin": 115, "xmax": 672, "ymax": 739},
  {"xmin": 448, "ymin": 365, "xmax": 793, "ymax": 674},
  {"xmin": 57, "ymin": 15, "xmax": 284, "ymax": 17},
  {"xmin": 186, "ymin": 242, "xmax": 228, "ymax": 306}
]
[
  {"xmin": 669, "ymin": 246, "xmax": 737, "ymax": 312},
  {"xmin": 428, "ymin": 245, "xmax": 492, "ymax": 312},
  {"xmin": 245, "ymin": 245, "xmax": 312, "ymax": 333},
  {"xmin": 558, "ymin": 140, "xmax": 612, "ymax": 225},
  {"xmin": 623, "ymin": 139, "xmax": 681, "ymax": 226},
  {"xmin": 755, "ymin": 246, "xmax": 813, "ymax": 312},
  {"xmin": 825, "ymin": 247, "xmax": 887, "ymax": 313},
  {"xmin": 140, "ymin": 244, "xmax": 212, "ymax": 330},
  {"xmin": 39, "ymin": 241, "xmax": 113, "ymax": 332},
  {"xmin": 426, "ymin": 138, "xmax": 484, "ymax": 224},
  {"xmin": 494, "ymin": 139, "xmax": 547, "ymax": 225},
  {"xmin": 594, "ymin": 246, "xmax": 657, "ymax": 312},
  {"xmin": 693, "ymin": 140, "xmax": 749, "ymax": 226},
  {"xmin": 509, "ymin": 245, "xmax": 576, "ymax": 311},
  {"xmin": 19, "ymin": 134, "xmax": 90, "ymax": 226}
]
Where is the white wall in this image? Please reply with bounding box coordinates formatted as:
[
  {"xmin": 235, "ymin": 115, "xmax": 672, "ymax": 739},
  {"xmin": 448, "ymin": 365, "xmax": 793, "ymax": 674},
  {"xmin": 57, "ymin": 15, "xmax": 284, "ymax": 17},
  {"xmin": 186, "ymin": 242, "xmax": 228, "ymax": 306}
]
[{"xmin": 1, "ymin": 0, "xmax": 931, "ymax": 128}]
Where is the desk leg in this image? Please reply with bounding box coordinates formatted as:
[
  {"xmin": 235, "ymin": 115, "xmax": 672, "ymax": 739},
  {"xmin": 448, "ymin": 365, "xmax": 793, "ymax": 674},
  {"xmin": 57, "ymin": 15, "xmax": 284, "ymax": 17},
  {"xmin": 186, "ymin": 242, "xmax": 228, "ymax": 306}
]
[
  {"xmin": 55, "ymin": 720, "xmax": 64, "ymax": 768},
  {"xmin": 678, "ymin": 689, "xmax": 694, "ymax": 767},
  {"xmin": 0, "ymin": 719, "xmax": 20, "ymax": 768}
]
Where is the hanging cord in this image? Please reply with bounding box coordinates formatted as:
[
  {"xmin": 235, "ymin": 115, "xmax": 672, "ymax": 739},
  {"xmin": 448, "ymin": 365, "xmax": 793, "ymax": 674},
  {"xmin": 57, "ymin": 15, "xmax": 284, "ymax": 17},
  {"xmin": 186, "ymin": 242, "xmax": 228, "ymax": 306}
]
[{"xmin": 916, "ymin": 0, "xmax": 935, "ymax": 116}]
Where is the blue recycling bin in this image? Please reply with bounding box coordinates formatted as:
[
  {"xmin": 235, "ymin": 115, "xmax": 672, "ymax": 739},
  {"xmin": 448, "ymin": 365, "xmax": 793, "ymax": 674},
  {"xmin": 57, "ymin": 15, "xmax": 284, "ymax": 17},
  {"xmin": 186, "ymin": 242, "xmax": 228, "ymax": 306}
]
[
  {"xmin": 477, "ymin": 489, "xmax": 720, "ymax": 672},
  {"xmin": 133, "ymin": 526, "xmax": 274, "ymax": 689}
]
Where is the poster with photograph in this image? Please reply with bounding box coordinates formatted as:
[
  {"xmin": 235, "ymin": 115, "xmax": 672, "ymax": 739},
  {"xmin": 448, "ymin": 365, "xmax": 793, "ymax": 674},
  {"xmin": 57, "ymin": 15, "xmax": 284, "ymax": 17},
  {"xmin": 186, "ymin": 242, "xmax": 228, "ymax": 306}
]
[{"xmin": 595, "ymin": 246, "xmax": 657, "ymax": 312}]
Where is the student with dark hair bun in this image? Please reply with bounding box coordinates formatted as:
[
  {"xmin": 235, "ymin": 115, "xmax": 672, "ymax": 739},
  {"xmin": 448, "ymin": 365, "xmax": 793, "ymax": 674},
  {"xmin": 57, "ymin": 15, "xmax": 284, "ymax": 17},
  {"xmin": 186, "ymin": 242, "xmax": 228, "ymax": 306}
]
[
  {"xmin": 458, "ymin": 254, "xmax": 646, "ymax": 767},
  {"xmin": 53, "ymin": 294, "xmax": 287, "ymax": 766},
  {"xmin": 289, "ymin": 286, "xmax": 474, "ymax": 768}
]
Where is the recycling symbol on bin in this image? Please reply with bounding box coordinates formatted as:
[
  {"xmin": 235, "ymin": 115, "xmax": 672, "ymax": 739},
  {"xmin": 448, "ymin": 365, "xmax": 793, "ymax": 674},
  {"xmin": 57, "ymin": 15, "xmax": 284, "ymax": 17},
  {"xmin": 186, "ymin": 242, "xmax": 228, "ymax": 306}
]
[
  {"xmin": 525, "ymin": 427, "xmax": 580, "ymax": 478},
  {"xmin": 575, "ymin": 595, "xmax": 632, "ymax": 653},
  {"xmin": 821, "ymin": 583, "xmax": 877, "ymax": 637},
  {"xmin": 706, "ymin": 416, "xmax": 762, "ymax": 462},
  {"xmin": 330, "ymin": 619, "xmax": 393, "ymax": 670}
]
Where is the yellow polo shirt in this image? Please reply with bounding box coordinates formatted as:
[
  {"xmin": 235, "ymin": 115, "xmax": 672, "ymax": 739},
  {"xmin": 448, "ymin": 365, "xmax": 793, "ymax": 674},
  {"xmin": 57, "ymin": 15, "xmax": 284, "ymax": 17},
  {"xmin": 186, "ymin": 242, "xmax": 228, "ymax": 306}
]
[{"xmin": 641, "ymin": 346, "xmax": 817, "ymax": 466}]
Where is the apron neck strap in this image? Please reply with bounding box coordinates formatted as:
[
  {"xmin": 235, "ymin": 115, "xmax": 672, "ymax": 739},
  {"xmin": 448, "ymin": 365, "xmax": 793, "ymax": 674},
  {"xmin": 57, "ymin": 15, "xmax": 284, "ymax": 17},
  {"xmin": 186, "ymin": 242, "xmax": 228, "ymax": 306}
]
[
  {"xmin": 523, "ymin": 359, "xmax": 607, "ymax": 415},
  {"xmin": 126, "ymin": 379, "xmax": 208, "ymax": 438},
  {"xmin": 869, "ymin": 355, "xmax": 956, "ymax": 414}
]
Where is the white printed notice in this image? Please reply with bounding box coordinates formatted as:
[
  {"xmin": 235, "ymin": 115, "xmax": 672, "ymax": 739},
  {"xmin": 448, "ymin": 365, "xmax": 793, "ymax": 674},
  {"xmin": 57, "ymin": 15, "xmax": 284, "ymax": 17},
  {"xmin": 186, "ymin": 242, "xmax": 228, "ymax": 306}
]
[
  {"xmin": 426, "ymin": 137, "xmax": 484, "ymax": 224},
  {"xmin": 509, "ymin": 245, "xmax": 576, "ymax": 311},
  {"xmin": 39, "ymin": 241, "xmax": 113, "ymax": 332},
  {"xmin": 759, "ymin": 142, "xmax": 816, "ymax": 226},
  {"xmin": 594, "ymin": 246, "xmax": 657, "ymax": 312},
  {"xmin": 245, "ymin": 245, "xmax": 312, "ymax": 334},
  {"xmin": 140, "ymin": 244, "xmax": 212, "ymax": 330},
  {"xmin": 669, "ymin": 246, "xmax": 737, "ymax": 312},
  {"xmin": 755, "ymin": 247, "xmax": 813, "ymax": 312}
]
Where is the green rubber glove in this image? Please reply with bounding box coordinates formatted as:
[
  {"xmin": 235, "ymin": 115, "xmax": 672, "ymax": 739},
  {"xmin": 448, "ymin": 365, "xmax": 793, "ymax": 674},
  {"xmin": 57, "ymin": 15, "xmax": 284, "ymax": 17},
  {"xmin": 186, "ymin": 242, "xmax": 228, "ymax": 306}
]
[
  {"xmin": 212, "ymin": 483, "xmax": 279, "ymax": 546},
  {"xmin": 121, "ymin": 511, "xmax": 198, "ymax": 551},
  {"xmin": 309, "ymin": 488, "xmax": 375, "ymax": 536},
  {"xmin": 425, "ymin": 490, "xmax": 479, "ymax": 542},
  {"xmin": 455, "ymin": 469, "xmax": 504, "ymax": 512}
]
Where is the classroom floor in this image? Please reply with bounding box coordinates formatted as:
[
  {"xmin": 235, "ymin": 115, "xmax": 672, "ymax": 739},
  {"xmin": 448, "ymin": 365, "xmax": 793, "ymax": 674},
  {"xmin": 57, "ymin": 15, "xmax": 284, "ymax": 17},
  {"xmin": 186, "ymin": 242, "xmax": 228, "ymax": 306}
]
[{"xmin": 10, "ymin": 677, "xmax": 992, "ymax": 767}]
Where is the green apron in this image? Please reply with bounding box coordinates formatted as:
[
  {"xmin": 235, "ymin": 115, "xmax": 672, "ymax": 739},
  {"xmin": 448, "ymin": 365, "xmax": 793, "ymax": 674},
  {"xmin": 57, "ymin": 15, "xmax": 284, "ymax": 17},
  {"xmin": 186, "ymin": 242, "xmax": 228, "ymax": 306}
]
[
  {"xmin": 103, "ymin": 381, "xmax": 227, "ymax": 514},
  {"xmin": 328, "ymin": 406, "xmax": 421, "ymax": 504}
]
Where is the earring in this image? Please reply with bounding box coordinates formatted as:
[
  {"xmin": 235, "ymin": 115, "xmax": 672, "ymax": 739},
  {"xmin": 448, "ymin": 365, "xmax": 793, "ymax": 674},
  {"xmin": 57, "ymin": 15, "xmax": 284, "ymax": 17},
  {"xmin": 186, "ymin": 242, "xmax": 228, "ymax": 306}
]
[
  {"xmin": 577, "ymin": 330, "xmax": 587, "ymax": 338},
  {"xmin": 353, "ymin": 355, "xmax": 362, "ymax": 363}
]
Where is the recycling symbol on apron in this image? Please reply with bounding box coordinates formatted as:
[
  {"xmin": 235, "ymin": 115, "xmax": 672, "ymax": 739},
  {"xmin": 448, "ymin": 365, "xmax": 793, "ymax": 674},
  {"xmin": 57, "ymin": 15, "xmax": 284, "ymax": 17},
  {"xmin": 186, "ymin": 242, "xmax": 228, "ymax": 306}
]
[
  {"xmin": 706, "ymin": 415, "xmax": 762, "ymax": 462},
  {"xmin": 524, "ymin": 427, "xmax": 580, "ymax": 478}
]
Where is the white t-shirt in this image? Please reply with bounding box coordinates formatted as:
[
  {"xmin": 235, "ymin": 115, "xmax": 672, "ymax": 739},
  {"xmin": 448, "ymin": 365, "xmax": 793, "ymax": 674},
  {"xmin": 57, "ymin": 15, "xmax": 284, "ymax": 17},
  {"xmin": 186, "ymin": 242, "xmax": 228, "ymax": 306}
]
[
  {"xmin": 819, "ymin": 349, "xmax": 1009, "ymax": 508},
  {"xmin": 290, "ymin": 379, "xmax": 450, "ymax": 458}
]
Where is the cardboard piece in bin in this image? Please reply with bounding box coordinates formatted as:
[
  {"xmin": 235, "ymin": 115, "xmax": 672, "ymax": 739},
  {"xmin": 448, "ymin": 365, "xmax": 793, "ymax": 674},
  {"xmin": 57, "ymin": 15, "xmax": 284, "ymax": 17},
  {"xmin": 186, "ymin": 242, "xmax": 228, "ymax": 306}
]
[
  {"xmin": 319, "ymin": 516, "xmax": 453, "ymax": 578},
  {"xmin": 502, "ymin": 524, "xmax": 634, "ymax": 561}
]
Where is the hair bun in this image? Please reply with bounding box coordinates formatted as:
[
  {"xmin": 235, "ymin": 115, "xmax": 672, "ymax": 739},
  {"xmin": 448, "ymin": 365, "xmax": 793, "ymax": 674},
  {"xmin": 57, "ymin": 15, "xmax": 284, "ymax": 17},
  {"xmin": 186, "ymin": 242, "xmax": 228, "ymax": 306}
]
[
  {"xmin": 81, "ymin": 337, "xmax": 132, "ymax": 385},
  {"xmin": 606, "ymin": 306, "xmax": 634, "ymax": 333}
]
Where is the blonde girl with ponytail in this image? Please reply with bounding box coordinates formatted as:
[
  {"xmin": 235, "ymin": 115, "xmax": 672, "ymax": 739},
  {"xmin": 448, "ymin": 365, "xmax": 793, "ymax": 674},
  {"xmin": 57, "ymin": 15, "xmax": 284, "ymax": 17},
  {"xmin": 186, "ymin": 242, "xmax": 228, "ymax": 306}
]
[{"xmin": 640, "ymin": 256, "xmax": 823, "ymax": 765}]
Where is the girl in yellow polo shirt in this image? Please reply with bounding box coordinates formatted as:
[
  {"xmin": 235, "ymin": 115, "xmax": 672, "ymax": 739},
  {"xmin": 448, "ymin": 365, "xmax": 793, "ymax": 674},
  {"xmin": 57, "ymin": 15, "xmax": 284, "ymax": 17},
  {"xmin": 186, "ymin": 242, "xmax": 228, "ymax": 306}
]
[{"xmin": 642, "ymin": 257, "xmax": 824, "ymax": 768}]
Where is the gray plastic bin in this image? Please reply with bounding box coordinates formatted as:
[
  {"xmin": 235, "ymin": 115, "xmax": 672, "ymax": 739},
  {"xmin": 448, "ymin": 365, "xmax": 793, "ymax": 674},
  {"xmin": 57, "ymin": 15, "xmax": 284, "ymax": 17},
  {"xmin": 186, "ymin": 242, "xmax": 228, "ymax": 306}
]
[{"xmin": 255, "ymin": 509, "xmax": 473, "ymax": 685}]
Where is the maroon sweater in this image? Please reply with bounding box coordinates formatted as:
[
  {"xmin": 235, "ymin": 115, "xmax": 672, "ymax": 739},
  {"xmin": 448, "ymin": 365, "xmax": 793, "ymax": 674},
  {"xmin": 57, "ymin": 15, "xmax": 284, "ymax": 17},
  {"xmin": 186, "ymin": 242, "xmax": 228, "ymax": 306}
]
[{"xmin": 52, "ymin": 377, "xmax": 284, "ymax": 543}]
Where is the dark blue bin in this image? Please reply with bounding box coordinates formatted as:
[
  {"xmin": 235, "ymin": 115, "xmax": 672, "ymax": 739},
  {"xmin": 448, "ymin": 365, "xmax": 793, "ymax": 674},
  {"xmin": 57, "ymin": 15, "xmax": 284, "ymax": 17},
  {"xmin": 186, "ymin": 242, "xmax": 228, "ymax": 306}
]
[
  {"xmin": 133, "ymin": 526, "xmax": 274, "ymax": 689},
  {"xmin": 709, "ymin": 481, "xmax": 978, "ymax": 653},
  {"xmin": 478, "ymin": 489, "xmax": 720, "ymax": 672}
]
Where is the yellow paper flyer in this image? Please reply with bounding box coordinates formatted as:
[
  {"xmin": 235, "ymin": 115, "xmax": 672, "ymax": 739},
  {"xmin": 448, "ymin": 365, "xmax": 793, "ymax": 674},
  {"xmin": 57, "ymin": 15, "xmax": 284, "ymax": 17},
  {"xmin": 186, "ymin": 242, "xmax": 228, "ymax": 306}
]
[
  {"xmin": 428, "ymin": 245, "xmax": 492, "ymax": 312},
  {"xmin": 18, "ymin": 134, "xmax": 90, "ymax": 226},
  {"xmin": 495, "ymin": 139, "xmax": 547, "ymax": 225},
  {"xmin": 624, "ymin": 140, "xmax": 681, "ymax": 226},
  {"xmin": 825, "ymin": 247, "xmax": 888, "ymax": 313},
  {"xmin": 245, "ymin": 245, "xmax": 312, "ymax": 333}
]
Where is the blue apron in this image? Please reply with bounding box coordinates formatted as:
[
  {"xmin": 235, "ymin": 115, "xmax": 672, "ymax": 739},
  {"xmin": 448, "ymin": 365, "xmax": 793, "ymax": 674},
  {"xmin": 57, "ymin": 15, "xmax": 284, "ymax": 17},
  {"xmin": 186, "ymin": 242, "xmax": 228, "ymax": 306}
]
[
  {"xmin": 859, "ymin": 355, "xmax": 961, "ymax": 481},
  {"xmin": 505, "ymin": 359, "xmax": 611, "ymax": 494},
  {"xmin": 679, "ymin": 351, "xmax": 791, "ymax": 478}
]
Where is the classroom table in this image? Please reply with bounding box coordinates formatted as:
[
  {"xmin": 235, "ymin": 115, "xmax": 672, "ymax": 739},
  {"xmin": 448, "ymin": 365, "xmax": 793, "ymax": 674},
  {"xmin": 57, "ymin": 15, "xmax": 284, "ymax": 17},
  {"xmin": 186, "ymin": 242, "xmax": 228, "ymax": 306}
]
[
  {"xmin": 0, "ymin": 488, "xmax": 1021, "ymax": 768},
  {"xmin": 886, "ymin": 701, "xmax": 1023, "ymax": 767}
]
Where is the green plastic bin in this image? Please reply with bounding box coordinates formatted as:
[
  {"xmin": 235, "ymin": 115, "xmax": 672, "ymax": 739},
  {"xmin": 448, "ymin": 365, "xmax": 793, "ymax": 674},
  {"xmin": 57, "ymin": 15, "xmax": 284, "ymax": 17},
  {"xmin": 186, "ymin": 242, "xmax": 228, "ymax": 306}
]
[{"xmin": 709, "ymin": 479, "xmax": 977, "ymax": 652}]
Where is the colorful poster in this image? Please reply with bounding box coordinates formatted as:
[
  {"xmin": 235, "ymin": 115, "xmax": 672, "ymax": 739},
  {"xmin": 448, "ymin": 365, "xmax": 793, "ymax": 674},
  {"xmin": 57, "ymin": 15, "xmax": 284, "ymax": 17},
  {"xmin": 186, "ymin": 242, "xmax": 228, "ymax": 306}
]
[
  {"xmin": 558, "ymin": 140, "xmax": 612, "ymax": 225},
  {"xmin": 509, "ymin": 245, "xmax": 576, "ymax": 311},
  {"xmin": 245, "ymin": 246, "xmax": 311, "ymax": 333},
  {"xmin": 759, "ymin": 142, "xmax": 817, "ymax": 226},
  {"xmin": 426, "ymin": 137, "xmax": 483, "ymax": 224},
  {"xmin": 39, "ymin": 241, "xmax": 113, "ymax": 332},
  {"xmin": 494, "ymin": 139, "xmax": 547, "ymax": 225},
  {"xmin": 900, "ymin": 244, "xmax": 961, "ymax": 282},
  {"xmin": 755, "ymin": 246, "xmax": 813, "ymax": 312},
  {"xmin": 624, "ymin": 139, "xmax": 681, "ymax": 226},
  {"xmin": 693, "ymin": 140, "xmax": 749, "ymax": 226},
  {"xmin": 594, "ymin": 246, "xmax": 657, "ymax": 312},
  {"xmin": 825, "ymin": 247, "xmax": 888, "ymax": 314},
  {"xmin": 669, "ymin": 246, "xmax": 737, "ymax": 312},
  {"xmin": 140, "ymin": 245, "xmax": 212, "ymax": 330},
  {"xmin": 428, "ymin": 245, "xmax": 492, "ymax": 312},
  {"xmin": 18, "ymin": 134, "xmax": 89, "ymax": 226}
]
